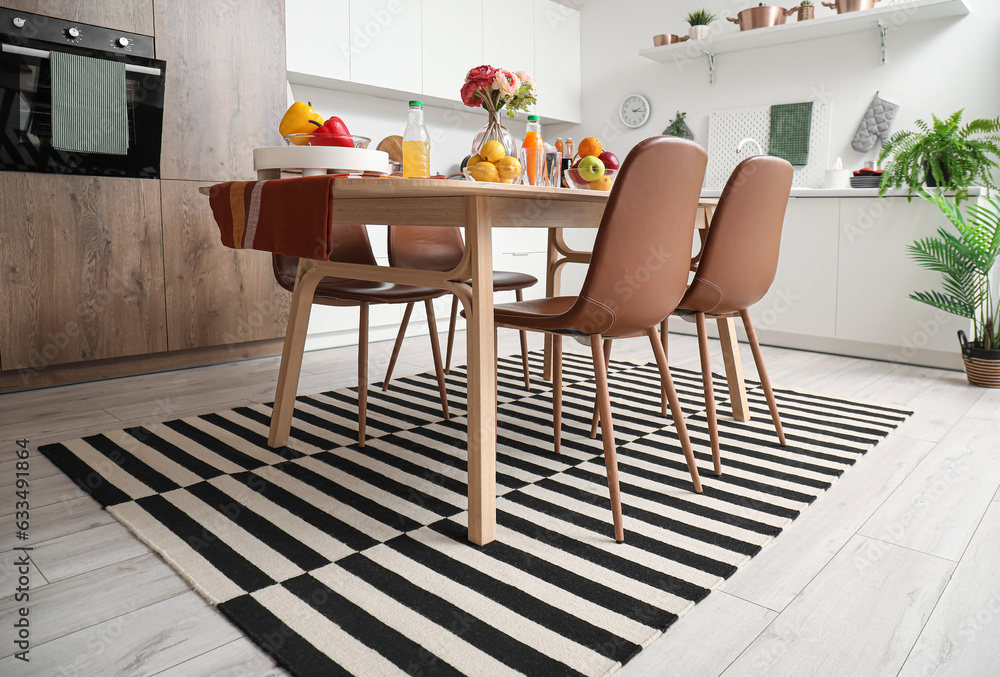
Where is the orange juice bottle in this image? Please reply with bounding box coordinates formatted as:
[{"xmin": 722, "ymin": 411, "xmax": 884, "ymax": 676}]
[
  {"xmin": 522, "ymin": 115, "xmax": 544, "ymax": 185},
  {"xmin": 403, "ymin": 100, "xmax": 430, "ymax": 178}
]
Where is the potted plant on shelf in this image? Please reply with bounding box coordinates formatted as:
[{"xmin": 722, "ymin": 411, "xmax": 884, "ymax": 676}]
[
  {"xmin": 798, "ymin": 1, "xmax": 815, "ymax": 21},
  {"xmin": 686, "ymin": 9, "xmax": 716, "ymax": 39},
  {"xmin": 909, "ymin": 192, "xmax": 1000, "ymax": 387},
  {"xmin": 877, "ymin": 110, "xmax": 1000, "ymax": 204}
]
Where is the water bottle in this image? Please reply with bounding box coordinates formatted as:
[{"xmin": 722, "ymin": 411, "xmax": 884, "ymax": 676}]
[{"xmin": 403, "ymin": 100, "xmax": 430, "ymax": 178}]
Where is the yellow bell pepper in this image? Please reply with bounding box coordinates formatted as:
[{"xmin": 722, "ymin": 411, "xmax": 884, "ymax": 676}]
[{"xmin": 279, "ymin": 101, "xmax": 324, "ymax": 143}]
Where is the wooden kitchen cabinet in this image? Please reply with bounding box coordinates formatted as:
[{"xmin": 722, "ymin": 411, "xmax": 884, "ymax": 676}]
[
  {"xmin": 349, "ymin": 0, "xmax": 422, "ymax": 94},
  {"xmin": 0, "ymin": 0, "xmax": 154, "ymax": 35},
  {"xmin": 154, "ymin": 0, "xmax": 286, "ymax": 182},
  {"xmin": 286, "ymin": 0, "xmax": 350, "ymax": 82},
  {"xmin": 160, "ymin": 181, "xmax": 290, "ymax": 351},
  {"xmin": 0, "ymin": 174, "xmax": 167, "ymax": 372},
  {"xmin": 421, "ymin": 0, "xmax": 482, "ymax": 100}
]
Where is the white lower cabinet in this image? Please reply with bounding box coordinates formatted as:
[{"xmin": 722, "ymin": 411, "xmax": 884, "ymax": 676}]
[
  {"xmin": 749, "ymin": 198, "xmax": 840, "ymax": 339},
  {"xmin": 835, "ymin": 197, "xmax": 970, "ymax": 362}
]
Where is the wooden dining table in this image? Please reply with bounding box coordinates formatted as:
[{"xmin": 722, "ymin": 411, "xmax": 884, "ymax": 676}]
[{"xmin": 202, "ymin": 176, "xmax": 748, "ymax": 546}]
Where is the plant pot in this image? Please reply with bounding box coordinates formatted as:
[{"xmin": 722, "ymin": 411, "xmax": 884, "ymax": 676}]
[
  {"xmin": 924, "ymin": 162, "xmax": 952, "ymax": 188},
  {"xmin": 958, "ymin": 330, "xmax": 1000, "ymax": 388},
  {"xmin": 798, "ymin": 5, "xmax": 815, "ymax": 20},
  {"xmin": 688, "ymin": 24, "xmax": 710, "ymax": 39}
]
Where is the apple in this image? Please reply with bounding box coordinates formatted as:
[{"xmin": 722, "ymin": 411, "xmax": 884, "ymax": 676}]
[
  {"xmin": 598, "ymin": 151, "xmax": 620, "ymax": 171},
  {"xmin": 577, "ymin": 155, "xmax": 605, "ymax": 182}
]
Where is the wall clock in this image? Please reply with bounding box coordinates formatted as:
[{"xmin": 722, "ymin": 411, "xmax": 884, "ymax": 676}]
[{"xmin": 620, "ymin": 94, "xmax": 650, "ymax": 129}]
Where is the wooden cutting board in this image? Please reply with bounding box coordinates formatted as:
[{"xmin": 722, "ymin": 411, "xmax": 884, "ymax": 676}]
[{"xmin": 376, "ymin": 135, "xmax": 403, "ymax": 162}]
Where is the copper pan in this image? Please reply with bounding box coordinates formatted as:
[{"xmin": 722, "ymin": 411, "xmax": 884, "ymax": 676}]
[
  {"xmin": 822, "ymin": 0, "xmax": 883, "ymax": 13},
  {"xmin": 653, "ymin": 33, "xmax": 690, "ymax": 46},
  {"xmin": 727, "ymin": 4, "xmax": 800, "ymax": 31}
]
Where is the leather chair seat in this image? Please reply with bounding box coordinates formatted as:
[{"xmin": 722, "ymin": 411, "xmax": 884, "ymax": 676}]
[{"xmin": 485, "ymin": 270, "xmax": 538, "ymax": 292}]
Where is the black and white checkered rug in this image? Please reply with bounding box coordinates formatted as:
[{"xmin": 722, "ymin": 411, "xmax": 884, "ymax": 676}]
[{"xmin": 39, "ymin": 351, "xmax": 911, "ymax": 677}]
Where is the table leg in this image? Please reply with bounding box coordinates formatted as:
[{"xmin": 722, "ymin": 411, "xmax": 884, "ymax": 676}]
[
  {"xmin": 268, "ymin": 260, "xmax": 324, "ymax": 447},
  {"xmin": 465, "ymin": 196, "xmax": 497, "ymax": 545},
  {"xmin": 543, "ymin": 229, "xmax": 561, "ymax": 381},
  {"xmin": 717, "ymin": 317, "xmax": 750, "ymax": 423}
]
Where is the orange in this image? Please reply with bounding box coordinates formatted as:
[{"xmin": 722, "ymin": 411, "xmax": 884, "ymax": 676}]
[
  {"xmin": 578, "ymin": 136, "xmax": 603, "ymax": 159},
  {"xmin": 589, "ymin": 175, "xmax": 613, "ymax": 191}
]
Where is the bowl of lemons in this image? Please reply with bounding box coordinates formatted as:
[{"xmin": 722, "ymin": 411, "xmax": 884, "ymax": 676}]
[{"xmin": 463, "ymin": 140, "xmax": 523, "ymax": 184}]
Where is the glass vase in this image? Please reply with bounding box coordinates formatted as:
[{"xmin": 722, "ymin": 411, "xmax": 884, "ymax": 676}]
[{"xmin": 471, "ymin": 110, "xmax": 517, "ymax": 158}]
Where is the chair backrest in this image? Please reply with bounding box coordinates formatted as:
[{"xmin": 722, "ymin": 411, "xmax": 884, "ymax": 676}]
[
  {"xmin": 272, "ymin": 223, "xmax": 377, "ymax": 292},
  {"xmin": 566, "ymin": 136, "xmax": 708, "ymax": 337},
  {"xmin": 387, "ymin": 225, "xmax": 465, "ymax": 271},
  {"xmin": 679, "ymin": 155, "xmax": 794, "ymax": 315}
]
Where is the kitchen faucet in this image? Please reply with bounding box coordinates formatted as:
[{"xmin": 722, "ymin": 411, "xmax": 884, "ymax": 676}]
[{"xmin": 737, "ymin": 138, "xmax": 763, "ymax": 156}]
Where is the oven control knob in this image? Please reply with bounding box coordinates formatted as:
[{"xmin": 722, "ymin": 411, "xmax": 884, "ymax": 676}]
[
  {"xmin": 117, "ymin": 37, "xmax": 130, "ymax": 47},
  {"xmin": 12, "ymin": 17, "xmax": 26, "ymax": 28},
  {"xmin": 67, "ymin": 26, "xmax": 81, "ymax": 38}
]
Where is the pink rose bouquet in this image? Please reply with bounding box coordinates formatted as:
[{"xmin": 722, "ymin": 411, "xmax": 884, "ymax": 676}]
[{"xmin": 461, "ymin": 65, "xmax": 537, "ymax": 118}]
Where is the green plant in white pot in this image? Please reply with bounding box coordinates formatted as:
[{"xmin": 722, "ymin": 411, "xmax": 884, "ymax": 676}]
[
  {"xmin": 686, "ymin": 9, "xmax": 716, "ymax": 39},
  {"xmin": 909, "ymin": 192, "xmax": 1000, "ymax": 387}
]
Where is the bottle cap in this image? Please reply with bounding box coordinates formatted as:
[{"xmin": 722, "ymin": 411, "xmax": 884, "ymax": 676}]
[
  {"xmin": 527, "ymin": 115, "xmax": 540, "ymax": 122},
  {"xmin": 409, "ymin": 100, "xmax": 423, "ymax": 107}
]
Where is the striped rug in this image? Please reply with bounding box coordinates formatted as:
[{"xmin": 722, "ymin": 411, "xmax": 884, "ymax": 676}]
[{"xmin": 39, "ymin": 352, "xmax": 911, "ymax": 677}]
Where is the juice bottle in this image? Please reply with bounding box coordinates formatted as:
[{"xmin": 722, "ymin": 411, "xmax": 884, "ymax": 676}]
[
  {"xmin": 402, "ymin": 100, "xmax": 430, "ymax": 178},
  {"xmin": 522, "ymin": 115, "xmax": 544, "ymax": 185},
  {"xmin": 555, "ymin": 138, "xmax": 564, "ymax": 154},
  {"xmin": 564, "ymin": 137, "xmax": 574, "ymax": 160}
]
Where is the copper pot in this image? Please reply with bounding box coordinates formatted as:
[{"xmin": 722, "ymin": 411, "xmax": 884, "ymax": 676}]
[
  {"xmin": 653, "ymin": 33, "xmax": 690, "ymax": 46},
  {"xmin": 727, "ymin": 4, "xmax": 801, "ymax": 30},
  {"xmin": 822, "ymin": 0, "xmax": 882, "ymax": 12}
]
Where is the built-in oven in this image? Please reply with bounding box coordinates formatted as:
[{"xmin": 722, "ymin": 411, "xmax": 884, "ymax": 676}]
[{"xmin": 0, "ymin": 7, "xmax": 166, "ymax": 178}]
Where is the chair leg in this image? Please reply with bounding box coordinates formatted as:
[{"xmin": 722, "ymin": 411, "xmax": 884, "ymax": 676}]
[
  {"xmin": 740, "ymin": 309, "xmax": 786, "ymax": 446},
  {"xmin": 659, "ymin": 319, "xmax": 669, "ymax": 416},
  {"xmin": 552, "ymin": 333, "xmax": 563, "ymax": 454},
  {"xmin": 444, "ymin": 295, "xmax": 458, "ymax": 374},
  {"xmin": 383, "ymin": 302, "xmax": 414, "ymax": 391},
  {"xmin": 515, "ymin": 289, "xmax": 531, "ymax": 391},
  {"xmin": 590, "ymin": 338, "xmax": 613, "ymax": 439},
  {"xmin": 358, "ymin": 303, "xmax": 369, "ymax": 448},
  {"xmin": 696, "ymin": 313, "xmax": 722, "ymax": 476},
  {"xmin": 591, "ymin": 335, "xmax": 625, "ymax": 543},
  {"xmin": 647, "ymin": 327, "xmax": 703, "ymax": 493},
  {"xmin": 424, "ymin": 300, "xmax": 450, "ymax": 421}
]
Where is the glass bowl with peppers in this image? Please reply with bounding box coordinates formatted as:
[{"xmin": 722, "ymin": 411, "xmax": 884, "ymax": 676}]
[{"xmin": 283, "ymin": 133, "xmax": 371, "ymax": 148}]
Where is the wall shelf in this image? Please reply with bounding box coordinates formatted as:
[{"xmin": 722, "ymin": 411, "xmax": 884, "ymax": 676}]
[{"xmin": 638, "ymin": 0, "xmax": 970, "ymax": 84}]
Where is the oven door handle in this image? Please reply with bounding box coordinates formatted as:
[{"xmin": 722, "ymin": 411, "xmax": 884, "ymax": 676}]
[{"xmin": 2, "ymin": 43, "xmax": 162, "ymax": 76}]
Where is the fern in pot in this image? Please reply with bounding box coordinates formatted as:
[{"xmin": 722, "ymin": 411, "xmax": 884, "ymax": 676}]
[
  {"xmin": 686, "ymin": 9, "xmax": 716, "ymax": 39},
  {"xmin": 877, "ymin": 110, "xmax": 1000, "ymax": 204},
  {"xmin": 909, "ymin": 192, "xmax": 1000, "ymax": 387}
]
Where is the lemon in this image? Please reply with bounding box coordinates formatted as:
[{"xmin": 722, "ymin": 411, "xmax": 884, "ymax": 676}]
[
  {"xmin": 479, "ymin": 140, "xmax": 505, "ymax": 164},
  {"xmin": 497, "ymin": 156, "xmax": 522, "ymax": 183},
  {"xmin": 471, "ymin": 161, "xmax": 500, "ymax": 182},
  {"xmin": 468, "ymin": 154, "xmax": 484, "ymax": 168},
  {"xmin": 589, "ymin": 175, "xmax": 613, "ymax": 191}
]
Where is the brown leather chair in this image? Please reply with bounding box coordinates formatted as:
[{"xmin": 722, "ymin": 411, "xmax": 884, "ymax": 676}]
[
  {"xmin": 672, "ymin": 155, "xmax": 794, "ymax": 475},
  {"xmin": 271, "ymin": 222, "xmax": 450, "ymax": 447},
  {"xmin": 381, "ymin": 225, "xmax": 537, "ymax": 390},
  {"xmin": 488, "ymin": 136, "xmax": 709, "ymax": 543}
]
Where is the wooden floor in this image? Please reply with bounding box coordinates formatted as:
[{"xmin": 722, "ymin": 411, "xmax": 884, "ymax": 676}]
[{"xmin": 1, "ymin": 329, "xmax": 998, "ymax": 676}]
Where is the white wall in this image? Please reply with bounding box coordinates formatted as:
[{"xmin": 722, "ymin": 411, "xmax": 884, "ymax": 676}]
[{"xmin": 562, "ymin": 0, "xmax": 998, "ymax": 174}]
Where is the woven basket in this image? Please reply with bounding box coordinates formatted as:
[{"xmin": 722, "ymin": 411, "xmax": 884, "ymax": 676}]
[
  {"xmin": 959, "ymin": 330, "xmax": 1000, "ymax": 388},
  {"xmin": 798, "ymin": 5, "xmax": 815, "ymax": 20}
]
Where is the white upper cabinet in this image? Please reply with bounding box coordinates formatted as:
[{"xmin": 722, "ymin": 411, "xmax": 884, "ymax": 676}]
[
  {"xmin": 421, "ymin": 0, "xmax": 483, "ymax": 101},
  {"xmin": 349, "ymin": 0, "xmax": 423, "ymax": 93},
  {"xmin": 533, "ymin": 0, "xmax": 580, "ymax": 123},
  {"xmin": 482, "ymin": 0, "xmax": 535, "ymax": 81},
  {"xmin": 286, "ymin": 0, "xmax": 350, "ymax": 81}
]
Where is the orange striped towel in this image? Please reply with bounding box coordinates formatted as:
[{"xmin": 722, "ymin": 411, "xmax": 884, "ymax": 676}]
[{"xmin": 208, "ymin": 175, "xmax": 336, "ymax": 260}]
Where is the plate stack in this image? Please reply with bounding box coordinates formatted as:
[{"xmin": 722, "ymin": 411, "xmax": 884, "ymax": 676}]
[{"xmin": 850, "ymin": 174, "xmax": 882, "ymax": 189}]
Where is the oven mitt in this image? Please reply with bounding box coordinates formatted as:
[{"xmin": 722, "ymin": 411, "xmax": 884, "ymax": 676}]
[{"xmin": 852, "ymin": 94, "xmax": 899, "ymax": 153}]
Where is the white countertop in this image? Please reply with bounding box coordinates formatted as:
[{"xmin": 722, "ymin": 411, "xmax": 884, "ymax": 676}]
[{"xmin": 700, "ymin": 186, "xmax": 989, "ymax": 199}]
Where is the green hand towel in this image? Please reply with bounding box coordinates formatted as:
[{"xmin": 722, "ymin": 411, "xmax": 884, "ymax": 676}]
[
  {"xmin": 768, "ymin": 102, "xmax": 813, "ymax": 166},
  {"xmin": 50, "ymin": 51, "xmax": 128, "ymax": 155}
]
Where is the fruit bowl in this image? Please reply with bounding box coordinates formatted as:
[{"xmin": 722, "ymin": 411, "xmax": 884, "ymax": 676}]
[
  {"xmin": 283, "ymin": 133, "xmax": 371, "ymax": 148},
  {"xmin": 563, "ymin": 167, "xmax": 618, "ymax": 191},
  {"xmin": 462, "ymin": 162, "xmax": 524, "ymax": 184}
]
